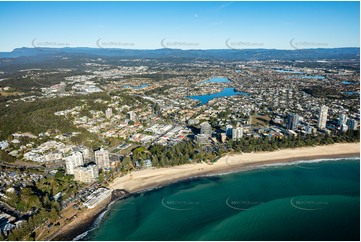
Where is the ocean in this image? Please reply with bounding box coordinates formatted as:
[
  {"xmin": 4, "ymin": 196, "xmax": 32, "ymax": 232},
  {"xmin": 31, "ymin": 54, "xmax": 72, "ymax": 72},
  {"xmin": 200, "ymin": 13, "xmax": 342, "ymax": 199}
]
[{"xmin": 81, "ymin": 158, "xmax": 360, "ymax": 241}]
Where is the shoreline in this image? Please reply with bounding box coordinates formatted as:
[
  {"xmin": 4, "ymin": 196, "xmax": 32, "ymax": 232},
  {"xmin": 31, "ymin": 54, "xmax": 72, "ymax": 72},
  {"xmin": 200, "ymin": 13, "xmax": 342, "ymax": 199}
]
[
  {"xmin": 110, "ymin": 152, "xmax": 361, "ymax": 196},
  {"xmin": 109, "ymin": 142, "xmax": 360, "ymax": 194},
  {"xmin": 52, "ymin": 142, "xmax": 360, "ymax": 241},
  {"xmin": 48, "ymin": 190, "xmax": 130, "ymax": 241}
]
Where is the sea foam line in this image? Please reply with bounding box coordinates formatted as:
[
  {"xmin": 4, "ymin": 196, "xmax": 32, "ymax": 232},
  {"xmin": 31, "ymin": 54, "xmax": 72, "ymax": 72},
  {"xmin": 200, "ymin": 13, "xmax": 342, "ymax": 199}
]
[
  {"xmin": 130, "ymin": 157, "xmax": 361, "ymax": 190},
  {"xmin": 204, "ymin": 156, "xmax": 360, "ymax": 176},
  {"xmin": 72, "ymin": 209, "xmax": 108, "ymax": 241},
  {"xmin": 72, "ymin": 156, "xmax": 359, "ymax": 240},
  {"xmin": 259, "ymin": 156, "xmax": 359, "ymax": 168}
]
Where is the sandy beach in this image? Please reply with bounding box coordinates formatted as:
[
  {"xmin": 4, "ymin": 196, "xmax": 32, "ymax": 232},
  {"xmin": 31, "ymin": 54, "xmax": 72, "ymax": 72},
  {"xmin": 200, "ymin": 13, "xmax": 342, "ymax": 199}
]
[
  {"xmin": 52, "ymin": 142, "xmax": 359, "ymax": 240},
  {"xmin": 45, "ymin": 193, "xmax": 112, "ymax": 241},
  {"xmin": 110, "ymin": 142, "xmax": 360, "ymax": 193}
]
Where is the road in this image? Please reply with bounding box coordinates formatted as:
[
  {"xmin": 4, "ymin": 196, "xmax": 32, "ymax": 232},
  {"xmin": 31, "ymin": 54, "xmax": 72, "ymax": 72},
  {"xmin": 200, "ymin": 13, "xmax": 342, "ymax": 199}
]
[{"xmin": 0, "ymin": 159, "xmax": 64, "ymax": 173}]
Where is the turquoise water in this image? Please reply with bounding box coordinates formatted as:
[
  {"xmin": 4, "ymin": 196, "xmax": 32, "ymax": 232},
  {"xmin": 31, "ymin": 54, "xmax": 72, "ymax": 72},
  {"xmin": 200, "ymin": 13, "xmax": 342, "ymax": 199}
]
[
  {"xmin": 275, "ymin": 69, "xmax": 304, "ymax": 74},
  {"xmin": 346, "ymin": 91, "xmax": 358, "ymax": 95},
  {"xmin": 186, "ymin": 87, "xmax": 249, "ymax": 106},
  {"xmin": 123, "ymin": 84, "xmax": 149, "ymax": 89},
  {"xmin": 199, "ymin": 77, "xmax": 230, "ymax": 84},
  {"xmin": 84, "ymin": 158, "xmax": 360, "ymax": 241},
  {"xmin": 342, "ymin": 81, "xmax": 357, "ymax": 85},
  {"xmin": 301, "ymin": 75, "xmax": 325, "ymax": 79},
  {"xmin": 287, "ymin": 75, "xmax": 326, "ymax": 80}
]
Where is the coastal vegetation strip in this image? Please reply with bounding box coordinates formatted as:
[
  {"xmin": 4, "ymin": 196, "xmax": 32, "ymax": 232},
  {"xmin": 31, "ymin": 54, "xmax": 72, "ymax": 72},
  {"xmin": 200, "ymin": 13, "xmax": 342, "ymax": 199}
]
[{"xmin": 56, "ymin": 142, "xmax": 360, "ymax": 241}]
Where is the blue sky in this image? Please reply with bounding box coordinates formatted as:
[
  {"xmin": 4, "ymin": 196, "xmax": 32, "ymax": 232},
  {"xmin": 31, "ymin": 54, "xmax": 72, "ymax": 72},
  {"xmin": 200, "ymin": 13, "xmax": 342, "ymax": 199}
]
[{"xmin": 0, "ymin": 1, "xmax": 359, "ymax": 51}]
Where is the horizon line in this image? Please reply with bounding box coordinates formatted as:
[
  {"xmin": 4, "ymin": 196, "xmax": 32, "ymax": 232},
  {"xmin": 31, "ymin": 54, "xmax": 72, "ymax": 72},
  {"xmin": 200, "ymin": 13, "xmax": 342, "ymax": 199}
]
[{"xmin": 3, "ymin": 46, "xmax": 360, "ymax": 52}]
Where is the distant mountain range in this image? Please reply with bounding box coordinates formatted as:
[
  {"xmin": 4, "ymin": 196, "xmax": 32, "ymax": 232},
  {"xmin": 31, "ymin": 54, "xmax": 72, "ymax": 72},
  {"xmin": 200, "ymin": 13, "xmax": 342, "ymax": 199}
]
[{"xmin": 0, "ymin": 47, "xmax": 359, "ymax": 61}]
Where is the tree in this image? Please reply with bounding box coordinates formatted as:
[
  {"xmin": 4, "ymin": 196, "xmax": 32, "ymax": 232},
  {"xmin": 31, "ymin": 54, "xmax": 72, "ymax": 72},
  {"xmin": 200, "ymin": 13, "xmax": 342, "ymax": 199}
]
[
  {"xmin": 152, "ymin": 156, "xmax": 159, "ymax": 167},
  {"xmin": 0, "ymin": 150, "xmax": 15, "ymax": 162},
  {"xmin": 49, "ymin": 208, "xmax": 59, "ymax": 222}
]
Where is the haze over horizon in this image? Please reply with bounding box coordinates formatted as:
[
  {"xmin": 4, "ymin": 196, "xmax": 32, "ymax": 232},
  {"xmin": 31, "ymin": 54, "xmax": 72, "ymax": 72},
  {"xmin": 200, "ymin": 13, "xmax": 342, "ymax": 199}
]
[
  {"xmin": 0, "ymin": 1, "xmax": 359, "ymax": 52},
  {"xmin": 4, "ymin": 45, "xmax": 361, "ymax": 52}
]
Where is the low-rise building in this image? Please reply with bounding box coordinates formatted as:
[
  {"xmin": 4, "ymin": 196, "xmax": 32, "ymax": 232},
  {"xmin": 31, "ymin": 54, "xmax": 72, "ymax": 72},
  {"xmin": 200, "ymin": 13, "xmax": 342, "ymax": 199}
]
[
  {"xmin": 346, "ymin": 118, "xmax": 358, "ymax": 130},
  {"xmin": 341, "ymin": 124, "xmax": 349, "ymax": 132},
  {"xmin": 83, "ymin": 188, "xmax": 112, "ymax": 209}
]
